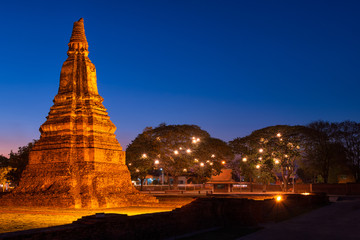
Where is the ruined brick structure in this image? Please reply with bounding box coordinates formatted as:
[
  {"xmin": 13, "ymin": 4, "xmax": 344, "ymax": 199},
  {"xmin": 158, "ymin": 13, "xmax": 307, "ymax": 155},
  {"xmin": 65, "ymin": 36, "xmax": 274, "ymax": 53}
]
[{"xmin": 2, "ymin": 18, "xmax": 157, "ymax": 208}]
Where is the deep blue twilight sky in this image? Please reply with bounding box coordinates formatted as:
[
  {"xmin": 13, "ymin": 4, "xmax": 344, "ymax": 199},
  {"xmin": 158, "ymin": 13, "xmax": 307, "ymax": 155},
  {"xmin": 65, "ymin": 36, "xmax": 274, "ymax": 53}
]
[{"xmin": 1, "ymin": 0, "xmax": 359, "ymax": 156}]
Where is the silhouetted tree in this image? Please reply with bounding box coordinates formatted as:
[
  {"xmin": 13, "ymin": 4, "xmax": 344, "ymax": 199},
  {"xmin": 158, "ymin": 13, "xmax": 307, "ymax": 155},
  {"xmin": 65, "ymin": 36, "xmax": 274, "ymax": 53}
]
[
  {"xmin": 6, "ymin": 140, "xmax": 36, "ymax": 185},
  {"xmin": 333, "ymin": 121, "xmax": 360, "ymax": 182},
  {"xmin": 300, "ymin": 121, "xmax": 350, "ymax": 183},
  {"xmin": 0, "ymin": 155, "xmax": 9, "ymax": 167}
]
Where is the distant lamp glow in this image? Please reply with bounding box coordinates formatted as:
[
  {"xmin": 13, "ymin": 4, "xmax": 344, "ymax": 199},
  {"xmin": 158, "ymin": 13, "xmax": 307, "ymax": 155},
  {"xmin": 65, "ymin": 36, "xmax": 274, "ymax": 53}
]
[
  {"xmin": 284, "ymin": 154, "xmax": 288, "ymax": 158},
  {"xmin": 197, "ymin": 138, "xmax": 200, "ymax": 142},
  {"xmin": 179, "ymin": 147, "xmax": 183, "ymax": 150},
  {"xmin": 211, "ymin": 154, "xmax": 215, "ymax": 158},
  {"xmin": 276, "ymin": 195, "xmax": 282, "ymax": 202},
  {"xmin": 274, "ymin": 159, "xmax": 280, "ymax": 164},
  {"xmin": 128, "ymin": 163, "xmax": 132, "ymax": 166},
  {"xmin": 186, "ymin": 149, "xmax": 191, "ymax": 153},
  {"xmin": 301, "ymin": 192, "xmax": 310, "ymax": 196},
  {"xmin": 221, "ymin": 160, "xmax": 226, "ymax": 165},
  {"xmin": 259, "ymin": 148, "xmax": 264, "ymax": 153},
  {"xmin": 174, "ymin": 150, "xmax": 179, "ymax": 155},
  {"xmin": 256, "ymin": 164, "xmax": 260, "ymax": 169},
  {"xmin": 183, "ymin": 168, "xmax": 187, "ymax": 172},
  {"xmin": 194, "ymin": 158, "xmax": 199, "ymax": 162},
  {"xmin": 154, "ymin": 160, "xmax": 160, "ymax": 165},
  {"xmin": 136, "ymin": 169, "xmax": 140, "ymax": 173},
  {"xmin": 210, "ymin": 162, "xmax": 213, "ymax": 166},
  {"xmin": 200, "ymin": 162, "xmax": 205, "ymax": 167},
  {"xmin": 142, "ymin": 153, "xmax": 147, "ymax": 158},
  {"xmin": 277, "ymin": 133, "xmax": 281, "ymax": 138},
  {"xmin": 258, "ymin": 157, "xmax": 262, "ymax": 160},
  {"xmin": 242, "ymin": 157, "xmax": 247, "ymax": 162}
]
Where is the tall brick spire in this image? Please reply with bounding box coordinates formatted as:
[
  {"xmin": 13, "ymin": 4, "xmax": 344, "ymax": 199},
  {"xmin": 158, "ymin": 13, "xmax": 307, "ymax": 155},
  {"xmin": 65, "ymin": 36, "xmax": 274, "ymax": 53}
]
[{"xmin": 0, "ymin": 18, "xmax": 157, "ymax": 208}]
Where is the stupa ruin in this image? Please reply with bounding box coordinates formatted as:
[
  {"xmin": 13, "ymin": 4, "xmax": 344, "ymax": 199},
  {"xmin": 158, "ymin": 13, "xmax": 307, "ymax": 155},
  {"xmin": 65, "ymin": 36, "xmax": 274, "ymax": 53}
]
[{"xmin": 2, "ymin": 18, "xmax": 157, "ymax": 208}]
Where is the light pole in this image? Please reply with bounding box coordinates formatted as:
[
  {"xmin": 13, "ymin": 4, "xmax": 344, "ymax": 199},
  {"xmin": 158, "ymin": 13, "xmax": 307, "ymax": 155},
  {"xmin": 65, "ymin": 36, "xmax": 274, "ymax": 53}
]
[
  {"xmin": 154, "ymin": 159, "xmax": 164, "ymax": 186},
  {"xmin": 160, "ymin": 168, "xmax": 164, "ymax": 185}
]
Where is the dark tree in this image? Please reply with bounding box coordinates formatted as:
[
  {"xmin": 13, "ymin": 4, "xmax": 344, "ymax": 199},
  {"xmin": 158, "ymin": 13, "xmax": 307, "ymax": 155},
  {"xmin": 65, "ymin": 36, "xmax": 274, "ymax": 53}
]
[
  {"xmin": 333, "ymin": 121, "xmax": 360, "ymax": 182},
  {"xmin": 6, "ymin": 140, "xmax": 36, "ymax": 185},
  {"xmin": 303, "ymin": 121, "xmax": 335, "ymax": 183},
  {"xmin": 301, "ymin": 121, "xmax": 350, "ymax": 183},
  {"xmin": 0, "ymin": 155, "xmax": 9, "ymax": 167}
]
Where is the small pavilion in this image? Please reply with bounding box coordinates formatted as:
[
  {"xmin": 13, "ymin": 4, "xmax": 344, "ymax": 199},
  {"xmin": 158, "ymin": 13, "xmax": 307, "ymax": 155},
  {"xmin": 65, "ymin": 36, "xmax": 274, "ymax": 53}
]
[{"xmin": 207, "ymin": 169, "xmax": 236, "ymax": 193}]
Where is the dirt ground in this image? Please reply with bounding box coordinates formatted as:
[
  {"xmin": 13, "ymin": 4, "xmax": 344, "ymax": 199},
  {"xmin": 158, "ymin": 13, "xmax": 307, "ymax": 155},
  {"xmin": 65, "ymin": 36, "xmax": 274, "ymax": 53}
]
[{"xmin": 0, "ymin": 196, "xmax": 195, "ymax": 234}]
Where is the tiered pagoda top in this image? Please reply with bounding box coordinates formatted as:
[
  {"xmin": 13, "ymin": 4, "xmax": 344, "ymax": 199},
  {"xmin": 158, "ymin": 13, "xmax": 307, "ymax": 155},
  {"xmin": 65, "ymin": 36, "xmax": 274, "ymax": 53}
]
[
  {"xmin": 68, "ymin": 18, "xmax": 89, "ymax": 55},
  {"xmin": 35, "ymin": 18, "xmax": 121, "ymax": 152}
]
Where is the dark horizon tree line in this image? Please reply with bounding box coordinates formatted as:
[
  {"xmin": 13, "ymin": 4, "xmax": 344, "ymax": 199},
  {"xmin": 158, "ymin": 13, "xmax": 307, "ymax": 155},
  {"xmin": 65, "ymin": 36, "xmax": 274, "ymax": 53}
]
[{"xmin": 0, "ymin": 120, "xmax": 359, "ymax": 188}]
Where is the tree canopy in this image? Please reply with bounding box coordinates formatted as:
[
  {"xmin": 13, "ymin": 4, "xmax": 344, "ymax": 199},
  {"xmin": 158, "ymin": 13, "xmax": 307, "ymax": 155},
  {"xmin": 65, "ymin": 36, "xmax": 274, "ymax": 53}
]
[
  {"xmin": 299, "ymin": 121, "xmax": 356, "ymax": 183},
  {"xmin": 230, "ymin": 125, "xmax": 307, "ymax": 191},
  {"xmin": 6, "ymin": 140, "xmax": 36, "ymax": 185},
  {"xmin": 126, "ymin": 124, "xmax": 233, "ymax": 189}
]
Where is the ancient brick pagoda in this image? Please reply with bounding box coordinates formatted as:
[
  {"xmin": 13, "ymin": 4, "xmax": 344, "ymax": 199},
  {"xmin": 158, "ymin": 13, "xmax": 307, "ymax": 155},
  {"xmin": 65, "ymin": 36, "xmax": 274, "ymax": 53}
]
[{"xmin": 2, "ymin": 18, "xmax": 156, "ymax": 208}]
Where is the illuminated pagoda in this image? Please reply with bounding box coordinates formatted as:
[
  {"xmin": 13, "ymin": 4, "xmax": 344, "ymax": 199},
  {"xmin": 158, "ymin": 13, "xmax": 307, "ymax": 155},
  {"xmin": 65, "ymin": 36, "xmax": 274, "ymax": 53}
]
[{"xmin": 2, "ymin": 18, "xmax": 157, "ymax": 208}]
